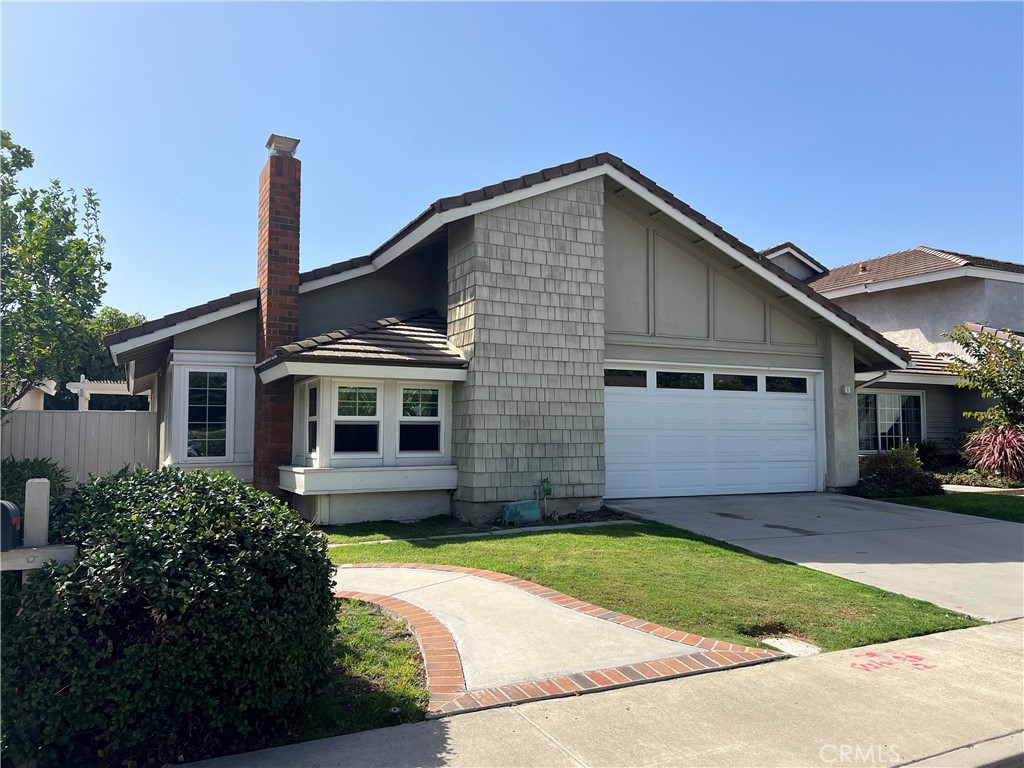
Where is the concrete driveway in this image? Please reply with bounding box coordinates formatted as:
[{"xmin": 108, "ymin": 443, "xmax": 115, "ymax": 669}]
[{"xmin": 609, "ymin": 493, "xmax": 1024, "ymax": 621}]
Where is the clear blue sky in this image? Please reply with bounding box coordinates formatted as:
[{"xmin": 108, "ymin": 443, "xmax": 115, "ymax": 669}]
[{"xmin": 4, "ymin": 2, "xmax": 1022, "ymax": 320}]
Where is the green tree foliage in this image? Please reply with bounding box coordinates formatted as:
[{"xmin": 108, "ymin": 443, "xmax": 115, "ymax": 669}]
[
  {"xmin": 47, "ymin": 306, "xmax": 149, "ymax": 411},
  {"xmin": 1, "ymin": 130, "xmax": 110, "ymax": 412},
  {"xmin": 943, "ymin": 324, "xmax": 1024, "ymax": 426}
]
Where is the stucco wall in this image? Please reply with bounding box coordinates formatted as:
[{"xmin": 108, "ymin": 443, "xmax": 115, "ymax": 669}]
[
  {"xmin": 299, "ymin": 247, "xmax": 447, "ymax": 340},
  {"xmin": 447, "ymin": 178, "xmax": 606, "ymax": 521},
  {"xmin": 603, "ymin": 196, "xmax": 826, "ymax": 370},
  {"xmin": 834, "ymin": 277, "xmax": 1021, "ymax": 357},
  {"xmin": 823, "ymin": 329, "xmax": 859, "ymax": 489}
]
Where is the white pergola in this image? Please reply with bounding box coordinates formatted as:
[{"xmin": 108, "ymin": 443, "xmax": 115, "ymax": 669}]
[{"xmin": 65, "ymin": 376, "xmax": 152, "ymax": 411}]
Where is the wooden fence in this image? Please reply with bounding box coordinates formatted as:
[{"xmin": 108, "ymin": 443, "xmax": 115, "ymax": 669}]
[{"xmin": 1, "ymin": 411, "xmax": 158, "ymax": 485}]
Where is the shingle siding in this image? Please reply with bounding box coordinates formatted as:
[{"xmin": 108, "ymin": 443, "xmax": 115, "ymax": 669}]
[{"xmin": 447, "ymin": 178, "xmax": 606, "ymax": 519}]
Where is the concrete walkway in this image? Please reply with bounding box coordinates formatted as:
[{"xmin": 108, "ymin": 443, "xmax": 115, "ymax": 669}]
[
  {"xmin": 192, "ymin": 619, "xmax": 1024, "ymax": 767},
  {"xmin": 333, "ymin": 564, "xmax": 780, "ymax": 715},
  {"xmin": 611, "ymin": 493, "xmax": 1024, "ymax": 621}
]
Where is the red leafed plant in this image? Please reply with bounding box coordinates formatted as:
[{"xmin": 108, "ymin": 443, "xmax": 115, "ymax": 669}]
[{"xmin": 964, "ymin": 425, "xmax": 1024, "ymax": 481}]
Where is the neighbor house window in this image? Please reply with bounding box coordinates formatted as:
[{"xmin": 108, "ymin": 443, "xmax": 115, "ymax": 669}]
[
  {"xmin": 186, "ymin": 370, "xmax": 229, "ymax": 459},
  {"xmin": 334, "ymin": 385, "xmax": 380, "ymax": 454},
  {"xmin": 399, "ymin": 387, "xmax": 441, "ymax": 452},
  {"xmin": 858, "ymin": 393, "xmax": 922, "ymax": 451}
]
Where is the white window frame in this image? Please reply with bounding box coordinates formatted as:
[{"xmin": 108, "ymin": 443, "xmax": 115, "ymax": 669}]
[
  {"xmin": 332, "ymin": 381, "xmax": 384, "ymax": 460},
  {"xmin": 397, "ymin": 383, "xmax": 444, "ymax": 458},
  {"xmin": 857, "ymin": 389, "xmax": 927, "ymax": 454},
  {"xmin": 176, "ymin": 365, "xmax": 235, "ymax": 464}
]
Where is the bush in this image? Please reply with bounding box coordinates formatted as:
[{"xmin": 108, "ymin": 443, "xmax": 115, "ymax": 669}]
[
  {"xmin": 912, "ymin": 440, "xmax": 944, "ymax": 471},
  {"xmin": 0, "ymin": 456, "xmax": 71, "ymax": 507},
  {"xmin": 848, "ymin": 466, "xmax": 945, "ymax": 499},
  {"xmin": 1, "ymin": 467, "xmax": 337, "ymax": 767},
  {"xmin": 964, "ymin": 425, "xmax": 1024, "ymax": 482},
  {"xmin": 859, "ymin": 442, "xmax": 923, "ymax": 476}
]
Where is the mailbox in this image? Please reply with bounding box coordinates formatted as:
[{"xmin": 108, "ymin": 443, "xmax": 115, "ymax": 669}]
[{"xmin": 1, "ymin": 500, "xmax": 22, "ymax": 551}]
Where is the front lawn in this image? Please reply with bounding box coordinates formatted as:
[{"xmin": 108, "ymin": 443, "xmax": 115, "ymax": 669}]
[
  {"xmin": 885, "ymin": 494, "xmax": 1024, "ymax": 524},
  {"xmin": 319, "ymin": 514, "xmax": 494, "ymax": 544},
  {"xmin": 330, "ymin": 522, "xmax": 979, "ymax": 652},
  {"xmin": 290, "ymin": 601, "xmax": 428, "ymax": 743}
]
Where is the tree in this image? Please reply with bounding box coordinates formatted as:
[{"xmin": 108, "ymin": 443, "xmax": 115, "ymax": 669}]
[
  {"xmin": 46, "ymin": 307, "xmax": 149, "ymax": 411},
  {"xmin": 943, "ymin": 324, "xmax": 1024, "ymax": 427},
  {"xmin": 1, "ymin": 130, "xmax": 110, "ymax": 413}
]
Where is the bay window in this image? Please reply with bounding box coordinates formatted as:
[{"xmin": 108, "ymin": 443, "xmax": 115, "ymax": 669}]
[
  {"xmin": 334, "ymin": 385, "xmax": 381, "ymax": 454},
  {"xmin": 399, "ymin": 387, "xmax": 441, "ymax": 453},
  {"xmin": 858, "ymin": 392, "xmax": 923, "ymax": 452}
]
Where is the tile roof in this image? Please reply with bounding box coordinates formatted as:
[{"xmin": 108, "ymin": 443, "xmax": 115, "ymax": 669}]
[
  {"xmin": 759, "ymin": 241, "xmax": 827, "ymax": 273},
  {"xmin": 256, "ymin": 310, "xmax": 467, "ymax": 371},
  {"xmin": 903, "ymin": 347, "xmax": 954, "ymax": 375},
  {"xmin": 103, "ymin": 289, "xmax": 259, "ymax": 347},
  {"xmin": 963, "ymin": 322, "xmax": 1024, "ymax": 343},
  {"xmin": 106, "ymin": 153, "xmax": 909, "ymax": 365},
  {"xmin": 806, "ymin": 246, "xmax": 1024, "ymax": 293}
]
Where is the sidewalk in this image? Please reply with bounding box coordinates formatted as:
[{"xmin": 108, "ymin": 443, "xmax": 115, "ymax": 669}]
[{"xmin": 193, "ymin": 618, "xmax": 1022, "ymax": 767}]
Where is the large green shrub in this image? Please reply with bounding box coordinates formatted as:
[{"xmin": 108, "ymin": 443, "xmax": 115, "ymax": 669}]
[
  {"xmin": 848, "ymin": 466, "xmax": 945, "ymax": 499},
  {"xmin": 1, "ymin": 467, "xmax": 337, "ymax": 767},
  {"xmin": 0, "ymin": 456, "xmax": 71, "ymax": 507}
]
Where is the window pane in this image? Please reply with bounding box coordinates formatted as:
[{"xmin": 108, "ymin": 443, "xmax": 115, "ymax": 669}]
[
  {"xmin": 399, "ymin": 423, "xmax": 441, "ymax": 452},
  {"xmin": 337, "ymin": 387, "xmax": 377, "ymax": 417},
  {"xmin": 858, "ymin": 394, "xmax": 878, "ymax": 451},
  {"xmin": 186, "ymin": 370, "xmax": 228, "ymax": 458},
  {"xmin": 656, "ymin": 372, "xmax": 704, "ymax": 390},
  {"xmin": 402, "ymin": 388, "xmax": 439, "ymax": 418},
  {"xmin": 766, "ymin": 376, "xmax": 808, "ymax": 394},
  {"xmin": 713, "ymin": 374, "xmax": 757, "ymax": 392},
  {"xmin": 604, "ymin": 369, "xmax": 647, "ymax": 387},
  {"xmin": 334, "ymin": 423, "xmax": 378, "ymax": 453},
  {"xmin": 307, "ymin": 421, "xmax": 317, "ymax": 453},
  {"xmin": 308, "ymin": 387, "xmax": 317, "ymax": 418}
]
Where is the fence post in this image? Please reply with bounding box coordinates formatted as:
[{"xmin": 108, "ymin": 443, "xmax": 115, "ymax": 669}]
[{"xmin": 24, "ymin": 479, "xmax": 50, "ymax": 547}]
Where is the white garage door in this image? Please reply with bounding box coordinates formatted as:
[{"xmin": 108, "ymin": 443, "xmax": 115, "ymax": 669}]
[{"xmin": 605, "ymin": 367, "xmax": 821, "ymax": 499}]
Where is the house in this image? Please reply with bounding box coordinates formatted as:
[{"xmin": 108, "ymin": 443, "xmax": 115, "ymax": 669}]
[
  {"xmin": 8, "ymin": 381, "xmax": 57, "ymax": 412},
  {"xmin": 768, "ymin": 245, "xmax": 1022, "ymax": 457},
  {"xmin": 104, "ymin": 136, "xmax": 910, "ymax": 525}
]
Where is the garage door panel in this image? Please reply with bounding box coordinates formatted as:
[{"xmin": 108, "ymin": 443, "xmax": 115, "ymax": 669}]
[{"xmin": 605, "ymin": 367, "xmax": 821, "ymax": 499}]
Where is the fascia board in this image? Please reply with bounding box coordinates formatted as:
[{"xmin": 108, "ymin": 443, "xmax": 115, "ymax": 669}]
[
  {"xmin": 603, "ymin": 167, "xmax": 908, "ymax": 369},
  {"xmin": 298, "ymin": 166, "xmax": 608, "ymax": 294},
  {"xmin": 767, "ymin": 247, "xmax": 825, "ymax": 275},
  {"xmin": 109, "ymin": 300, "xmax": 257, "ymax": 365},
  {"xmin": 854, "ymin": 371, "xmax": 959, "ymax": 386},
  {"xmin": 259, "ymin": 360, "xmax": 468, "ymax": 384},
  {"xmin": 169, "ymin": 350, "xmax": 257, "ymax": 366},
  {"xmin": 820, "ymin": 267, "xmax": 1024, "ymax": 299}
]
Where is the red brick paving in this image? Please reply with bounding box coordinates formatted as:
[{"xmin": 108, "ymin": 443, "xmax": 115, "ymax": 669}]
[{"xmin": 336, "ymin": 563, "xmax": 783, "ymax": 718}]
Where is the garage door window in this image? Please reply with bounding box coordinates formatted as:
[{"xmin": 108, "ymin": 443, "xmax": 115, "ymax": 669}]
[
  {"xmin": 656, "ymin": 372, "xmax": 704, "ymax": 390},
  {"xmin": 605, "ymin": 369, "xmax": 647, "ymax": 387},
  {"xmin": 712, "ymin": 374, "xmax": 757, "ymax": 392},
  {"xmin": 766, "ymin": 376, "xmax": 808, "ymax": 394},
  {"xmin": 858, "ymin": 393, "xmax": 922, "ymax": 451}
]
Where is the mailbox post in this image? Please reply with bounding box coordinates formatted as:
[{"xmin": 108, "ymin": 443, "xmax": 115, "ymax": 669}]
[{"xmin": 0, "ymin": 479, "xmax": 77, "ymax": 583}]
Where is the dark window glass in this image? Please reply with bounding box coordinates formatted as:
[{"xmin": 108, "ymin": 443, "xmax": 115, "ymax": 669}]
[
  {"xmin": 858, "ymin": 394, "xmax": 878, "ymax": 451},
  {"xmin": 308, "ymin": 387, "xmax": 317, "ymax": 418},
  {"xmin": 858, "ymin": 393, "xmax": 922, "ymax": 451},
  {"xmin": 604, "ymin": 369, "xmax": 647, "ymax": 387},
  {"xmin": 307, "ymin": 421, "xmax": 318, "ymax": 453},
  {"xmin": 399, "ymin": 423, "xmax": 441, "ymax": 452},
  {"xmin": 334, "ymin": 423, "xmax": 378, "ymax": 453},
  {"xmin": 766, "ymin": 376, "xmax": 808, "ymax": 394},
  {"xmin": 712, "ymin": 374, "xmax": 757, "ymax": 392},
  {"xmin": 656, "ymin": 372, "xmax": 704, "ymax": 390},
  {"xmin": 186, "ymin": 370, "xmax": 229, "ymax": 458},
  {"xmin": 402, "ymin": 388, "xmax": 439, "ymax": 417},
  {"xmin": 337, "ymin": 387, "xmax": 377, "ymax": 417}
]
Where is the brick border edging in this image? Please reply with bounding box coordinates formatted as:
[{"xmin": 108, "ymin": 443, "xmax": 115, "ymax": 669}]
[{"xmin": 336, "ymin": 563, "xmax": 784, "ymax": 718}]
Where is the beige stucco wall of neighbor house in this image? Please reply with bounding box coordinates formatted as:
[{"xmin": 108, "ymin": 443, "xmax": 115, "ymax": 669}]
[
  {"xmin": 447, "ymin": 178, "xmax": 606, "ymax": 522},
  {"xmin": 834, "ymin": 277, "xmax": 1022, "ymax": 357},
  {"xmin": 602, "ymin": 195, "xmax": 827, "ymax": 370},
  {"xmin": 299, "ymin": 247, "xmax": 448, "ymax": 340}
]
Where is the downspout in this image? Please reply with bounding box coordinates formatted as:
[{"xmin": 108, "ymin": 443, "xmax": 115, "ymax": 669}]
[{"xmin": 855, "ymin": 371, "xmax": 888, "ymax": 391}]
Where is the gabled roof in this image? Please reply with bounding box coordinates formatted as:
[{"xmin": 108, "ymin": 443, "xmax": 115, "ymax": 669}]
[
  {"xmin": 108, "ymin": 152, "xmax": 910, "ymax": 369},
  {"xmin": 807, "ymin": 246, "xmax": 1024, "ymax": 294},
  {"xmin": 759, "ymin": 241, "xmax": 827, "ymax": 274},
  {"xmin": 256, "ymin": 310, "xmax": 466, "ymax": 373}
]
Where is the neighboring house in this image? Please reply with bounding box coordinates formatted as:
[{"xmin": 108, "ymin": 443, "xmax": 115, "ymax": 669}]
[
  {"xmin": 764, "ymin": 244, "xmax": 1023, "ymax": 457},
  {"xmin": 8, "ymin": 381, "xmax": 57, "ymax": 412},
  {"xmin": 105, "ymin": 136, "xmax": 909, "ymax": 524}
]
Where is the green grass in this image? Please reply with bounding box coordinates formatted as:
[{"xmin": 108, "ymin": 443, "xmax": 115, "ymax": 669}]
[
  {"xmin": 885, "ymin": 494, "xmax": 1024, "ymax": 523},
  {"xmin": 330, "ymin": 522, "xmax": 979, "ymax": 653},
  {"xmin": 319, "ymin": 514, "xmax": 495, "ymax": 544},
  {"xmin": 290, "ymin": 601, "xmax": 428, "ymax": 742}
]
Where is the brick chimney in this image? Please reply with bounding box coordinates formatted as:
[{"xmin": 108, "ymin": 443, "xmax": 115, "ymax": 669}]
[{"xmin": 253, "ymin": 134, "xmax": 301, "ymax": 493}]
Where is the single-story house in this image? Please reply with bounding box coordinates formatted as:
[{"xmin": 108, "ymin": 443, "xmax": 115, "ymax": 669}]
[
  {"xmin": 105, "ymin": 136, "xmax": 910, "ymax": 524},
  {"xmin": 765, "ymin": 245, "xmax": 1023, "ymax": 458}
]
